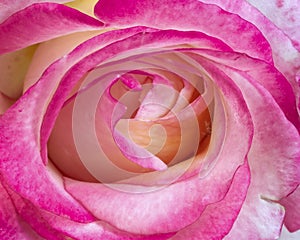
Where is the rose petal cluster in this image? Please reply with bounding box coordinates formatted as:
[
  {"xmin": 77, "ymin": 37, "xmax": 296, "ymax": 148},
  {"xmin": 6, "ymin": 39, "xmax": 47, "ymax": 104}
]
[{"xmin": 0, "ymin": 1, "xmax": 299, "ymax": 239}]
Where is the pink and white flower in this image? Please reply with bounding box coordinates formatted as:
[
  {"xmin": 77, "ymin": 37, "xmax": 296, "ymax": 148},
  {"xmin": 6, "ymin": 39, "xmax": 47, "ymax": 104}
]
[{"xmin": 0, "ymin": 1, "xmax": 299, "ymax": 239}]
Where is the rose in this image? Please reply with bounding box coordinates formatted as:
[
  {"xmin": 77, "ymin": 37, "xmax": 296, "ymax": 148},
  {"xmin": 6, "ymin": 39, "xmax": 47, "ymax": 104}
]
[{"xmin": 0, "ymin": 0, "xmax": 299, "ymax": 239}]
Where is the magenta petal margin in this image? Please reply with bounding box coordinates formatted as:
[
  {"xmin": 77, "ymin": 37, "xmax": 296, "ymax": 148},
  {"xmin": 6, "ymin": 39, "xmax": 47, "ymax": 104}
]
[{"xmin": 0, "ymin": 3, "xmax": 103, "ymax": 54}]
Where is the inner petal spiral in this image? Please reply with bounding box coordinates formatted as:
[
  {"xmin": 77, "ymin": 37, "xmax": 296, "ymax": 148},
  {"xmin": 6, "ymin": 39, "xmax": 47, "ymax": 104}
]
[{"xmin": 48, "ymin": 53, "xmax": 213, "ymax": 183}]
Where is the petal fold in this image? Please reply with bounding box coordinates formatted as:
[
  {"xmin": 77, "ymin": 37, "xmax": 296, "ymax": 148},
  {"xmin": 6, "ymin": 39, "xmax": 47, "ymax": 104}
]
[
  {"xmin": 172, "ymin": 161, "xmax": 250, "ymax": 240},
  {"xmin": 280, "ymin": 186, "xmax": 300, "ymax": 232},
  {"xmin": 0, "ymin": 0, "xmax": 69, "ymax": 23},
  {"xmin": 0, "ymin": 2, "xmax": 103, "ymax": 54},
  {"xmin": 95, "ymin": 0, "xmax": 273, "ymax": 62},
  {"xmin": 0, "ymin": 181, "xmax": 42, "ymax": 239}
]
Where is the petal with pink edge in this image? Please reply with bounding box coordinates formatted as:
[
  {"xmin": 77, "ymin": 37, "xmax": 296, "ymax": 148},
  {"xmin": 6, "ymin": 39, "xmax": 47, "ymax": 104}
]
[
  {"xmin": 0, "ymin": 2, "xmax": 103, "ymax": 54},
  {"xmin": 280, "ymin": 186, "xmax": 300, "ymax": 232},
  {"xmin": 63, "ymin": 33, "xmax": 253, "ymax": 234},
  {"xmin": 183, "ymin": 49, "xmax": 299, "ymax": 131},
  {"xmin": 5, "ymin": 183, "xmax": 174, "ymax": 240},
  {"xmin": 218, "ymin": 61, "xmax": 300, "ymax": 200},
  {"xmin": 183, "ymin": 53, "xmax": 300, "ymax": 238},
  {"xmin": 199, "ymin": 0, "xmax": 300, "ymax": 115},
  {"xmin": 199, "ymin": 55, "xmax": 300, "ymax": 239},
  {"xmin": 172, "ymin": 161, "xmax": 250, "ymax": 240},
  {"xmin": 0, "ymin": 181, "xmax": 43, "ymax": 239},
  {"xmin": 0, "ymin": 28, "xmax": 151, "ymax": 223},
  {"xmin": 225, "ymin": 194, "xmax": 285, "ymax": 239},
  {"xmin": 0, "ymin": 0, "xmax": 69, "ymax": 23},
  {"xmin": 95, "ymin": 0, "xmax": 273, "ymax": 62},
  {"xmin": 247, "ymin": 0, "xmax": 300, "ymax": 50}
]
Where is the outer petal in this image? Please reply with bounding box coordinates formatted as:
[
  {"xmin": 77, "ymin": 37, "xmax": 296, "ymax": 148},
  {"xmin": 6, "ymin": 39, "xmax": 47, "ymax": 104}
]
[
  {"xmin": 280, "ymin": 186, "xmax": 300, "ymax": 232},
  {"xmin": 217, "ymin": 61, "xmax": 299, "ymax": 239},
  {"xmin": 171, "ymin": 161, "xmax": 250, "ymax": 240},
  {"xmin": 5, "ymin": 181, "xmax": 173, "ymax": 240},
  {"xmin": 224, "ymin": 195, "xmax": 285, "ymax": 239},
  {"xmin": 0, "ymin": 28, "xmax": 150, "ymax": 223},
  {"xmin": 0, "ymin": 3, "xmax": 103, "ymax": 54},
  {"xmin": 0, "ymin": 181, "xmax": 42, "ymax": 240},
  {"xmin": 188, "ymin": 54, "xmax": 300, "ymax": 238},
  {"xmin": 95, "ymin": 0, "xmax": 273, "ymax": 62},
  {"xmin": 186, "ymin": 48, "xmax": 300, "ymax": 131},
  {"xmin": 217, "ymin": 61, "xmax": 300, "ymax": 200},
  {"xmin": 187, "ymin": 49, "xmax": 300, "ymax": 198},
  {"xmin": 199, "ymin": 0, "xmax": 300, "ymax": 114},
  {"xmin": 0, "ymin": 0, "xmax": 69, "ymax": 23},
  {"xmin": 247, "ymin": 0, "xmax": 300, "ymax": 50}
]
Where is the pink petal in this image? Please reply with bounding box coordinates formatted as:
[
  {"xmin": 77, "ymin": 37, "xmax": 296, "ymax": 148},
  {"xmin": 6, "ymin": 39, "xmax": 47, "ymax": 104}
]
[
  {"xmin": 41, "ymin": 29, "xmax": 234, "ymax": 182},
  {"xmin": 0, "ymin": 0, "xmax": 70, "ymax": 23},
  {"xmin": 0, "ymin": 182, "xmax": 42, "ymax": 240},
  {"xmin": 199, "ymin": 0, "xmax": 300, "ymax": 119},
  {"xmin": 247, "ymin": 0, "xmax": 300, "ymax": 51},
  {"xmin": 187, "ymin": 48, "xmax": 300, "ymax": 131},
  {"xmin": 64, "ymin": 49, "xmax": 253, "ymax": 234},
  {"xmin": 280, "ymin": 187, "xmax": 300, "ymax": 232},
  {"xmin": 225, "ymin": 194, "xmax": 285, "ymax": 239},
  {"xmin": 5, "ymin": 183, "xmax": 173, "ymax": 240},
  {"xmin": 203, "ymin": 57, "xmax": 299, "ymax": 239},
  {"xmin": 95, "ymin": 0, "xmax": 273, "ymax": 62},
  {"xmin": 185, "ymin": 53, "xmax": 300, "ymax": 238},
  {"xmin": 134, "ymin": 74, "xmax": 178, "ymax": 119},
  {"xmin": 0, "ymin": 100, "xmax": 95, "ymax": 221},
  {"xmin": 0, "ymin": 28, "xmax": 150, "ymax": 222},
  {"xmin": 218, "ymin": 61, "xmax": 300, "ymax": 200},
  {"xmin": 0, "ymin": 2, "xmax": 103, "ymax": 54},
  {"xmin": 172, "ymin": 161, "xmax": 250, "ymax": 239}
]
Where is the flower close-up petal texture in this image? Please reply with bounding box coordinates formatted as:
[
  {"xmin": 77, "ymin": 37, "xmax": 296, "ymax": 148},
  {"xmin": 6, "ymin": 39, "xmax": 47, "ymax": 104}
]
[{"xmin": 0, "ymin": 0, "xmax": 299, "ymax": 239}]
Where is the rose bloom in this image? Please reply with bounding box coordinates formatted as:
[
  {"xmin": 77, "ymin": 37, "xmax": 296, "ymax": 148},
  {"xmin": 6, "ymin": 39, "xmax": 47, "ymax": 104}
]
[{"xmin": 0, "ymin": 0, "xmax": 300, "ymax": 239}]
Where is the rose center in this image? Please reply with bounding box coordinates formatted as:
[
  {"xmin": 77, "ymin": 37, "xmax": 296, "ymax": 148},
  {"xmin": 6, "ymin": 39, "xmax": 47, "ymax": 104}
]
[{"xmin": 48, "ymin": 70, "xmax": 212, "ymax": 183}]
